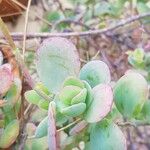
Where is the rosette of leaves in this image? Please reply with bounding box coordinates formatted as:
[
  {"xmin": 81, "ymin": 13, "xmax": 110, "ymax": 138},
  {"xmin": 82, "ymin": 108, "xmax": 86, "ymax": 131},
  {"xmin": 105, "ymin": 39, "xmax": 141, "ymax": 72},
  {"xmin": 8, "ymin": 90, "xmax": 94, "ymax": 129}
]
[
  {"xmin": 35, "ymin": 37, "xmax": 113, "ymax": 122},
  {"xmin": 57, "ymin": 76, "xmax": 88, "ymax": 117}
]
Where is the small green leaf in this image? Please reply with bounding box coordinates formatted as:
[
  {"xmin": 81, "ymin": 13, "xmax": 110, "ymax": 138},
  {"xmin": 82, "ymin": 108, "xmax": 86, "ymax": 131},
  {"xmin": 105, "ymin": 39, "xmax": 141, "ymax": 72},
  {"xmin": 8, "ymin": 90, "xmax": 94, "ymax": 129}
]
[
  {"xmin": 84, "ymin": 84, "xmax": 113, "ymax": 123},
  {"xmin": 38, "ymin": 100, "xmax": 49, "ymax": 110},
  {"xmin": 61, "ymin": 103, "xmax": 86, "ymax": 117},
  {"xmin": 25, "ymin": 90, "xmax": 42, "ymax": 105},
  {"xmin": 63, "ymin": 76, "xmax": 84, "ymax": 88},
  {"xmin": 35, "ymin": 82, "xmax": 50, "ymax": 95},
  {"xmin": 79, "ymin": 60, "xmax": 111, "ymax": 88},
  {"xmin": 71, "ymin": 88, "xmax": 87, "ymax": 105},
  {"xmin": 127, "ymin": 48, "xmax": 145, "ymax": 68},
  {"xmin": 59, "ymin": 85, "xmax": 82, "ymax": 105},
  {"xmin": 83, "ymin": 81, "xmax": 93, "ymax": 109},
  {"xmin": 25, "ymin": 136, "xmax": 48, "ymax": 150},
  {"xmin": 5, "ymin": 78, "xmax": 22, "ymax": 104}
]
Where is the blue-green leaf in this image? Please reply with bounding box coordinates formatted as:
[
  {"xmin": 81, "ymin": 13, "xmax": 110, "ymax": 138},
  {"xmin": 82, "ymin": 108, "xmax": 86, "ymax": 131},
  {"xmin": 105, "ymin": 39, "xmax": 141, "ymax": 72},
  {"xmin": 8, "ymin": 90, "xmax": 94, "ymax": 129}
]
[
  {"xmin": 86, "ymin": 120, "xmax": 127, "ymax": 150},
  {"xmin": 36, "ymin": 37, "xmax": 80, "ymax": 93},
  {"xmin": 84, "ymin": 84, "xmax": 113, "ymax": 123},
  {"xmin": 79, "ymin": 60, "xmax": 111, "ymax": 88}
]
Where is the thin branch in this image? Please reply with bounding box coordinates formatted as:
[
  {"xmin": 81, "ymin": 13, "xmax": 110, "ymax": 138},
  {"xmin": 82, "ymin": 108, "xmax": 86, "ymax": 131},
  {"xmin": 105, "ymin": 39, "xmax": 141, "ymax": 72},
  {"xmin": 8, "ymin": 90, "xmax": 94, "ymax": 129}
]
[
  {"xmin": 0, "ymin": 12, "xmax": 22, "ymax": 18},
  {"xmin": 117, "ymin": 121, "xmax": 150, "ymax": 127},
  {"xmin": 23, "ymin": 103, "xmax": 32, "ymax": 116},
  {"xmin": 1, "ymin": 12, "xmax": 150, "ymax": 40},
  {"xmin": 22, "ymin": 0, "xmax": 32, "ymax": 59}
]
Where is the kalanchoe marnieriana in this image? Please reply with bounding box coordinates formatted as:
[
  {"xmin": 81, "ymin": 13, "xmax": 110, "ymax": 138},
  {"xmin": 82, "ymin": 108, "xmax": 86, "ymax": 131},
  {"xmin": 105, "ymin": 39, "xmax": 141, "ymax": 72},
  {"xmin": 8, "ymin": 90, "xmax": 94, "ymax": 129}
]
[{"xmin": 58, "ymin": 76, "xmax": 90, "ymax": 117}]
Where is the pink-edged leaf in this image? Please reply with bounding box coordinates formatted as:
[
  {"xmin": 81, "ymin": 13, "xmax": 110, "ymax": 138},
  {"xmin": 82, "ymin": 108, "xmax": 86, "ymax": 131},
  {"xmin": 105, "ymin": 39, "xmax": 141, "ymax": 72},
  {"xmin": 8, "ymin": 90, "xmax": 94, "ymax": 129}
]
[
  {"xmin": 0, "ymin": 64, "xmax": 13, "ymax": 95},
  {"xmin": 36, "ymin": 37, "xmax": 80, "ymax": 93},
  {"xmin": 84, "ymin": 84, "xmax": 113, "ymax": 123},
  {"xmin": 48, "ymin": 101, "xmax": 57, "ymax": 150},
  {"xmin": 69, "ymin": 120, "xmax": 88, "ymax": 136}
]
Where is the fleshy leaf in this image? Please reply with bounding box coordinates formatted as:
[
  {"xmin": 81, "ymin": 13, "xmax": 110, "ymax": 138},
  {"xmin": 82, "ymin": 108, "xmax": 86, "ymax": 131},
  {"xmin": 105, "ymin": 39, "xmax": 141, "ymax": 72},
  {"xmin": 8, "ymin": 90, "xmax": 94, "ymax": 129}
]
[
  {"xmin": 84, "ymin": 84, "xmax": 113, "ymax": 123},
  {"xmin": 87, "ymin": 120, "xmax": 127, "ymax": 150},
  {"xmin": 71, "ymin": 88, "xmax": 87, "ymax": 105},
  {"xmin": 5, "ymin": 77, "xmax": 22, "ymax": 104},
  {"xmin": 114, "ymin": 71, "xmax": 148, "ymax": 118},
  {"xmin": 61, "ymin": 103, "xmax": 86, "ymax": 117},
  {"xmin": 83, "ymin": 81, "xmax": 93, "ymax": 109},
  {"xmin": 0, "ymin": 119, "xmax": 19, "ymax": 148},
  {"xmin": 38, "ymin": 100, "xmax": 49, "ymax": 110},
  {"xmin": 36, "ymin": 37, "xmax": 80, "ymax": 93},
  {"xmin": 79, "ymin": 60, "xmax": 111, "ymax": 88},
  {"xmin": 127, "ymin": 48, "xmax": 145, "ymax": 69},
  {"xmin": 59, "ymin": 85, "xmax": 82, "ymax": 105},
  {"xmin": 0, "ymin": 64, "xmax": 13, "ymax": 95},
  {"xmin": 35, "ymin": 82, "xmax": 50, "ymax": 95},
  {"xmin": 25, "ymin": 90, "xmax": 42, "ymax": 105},
  {"xmin": 35, "ymin": 116, "xmax": 48, "ymax": 138},
  {"xmin": 63, "ymin": 76, "xmax": 84, "ymax": 88},
  {"xmin": 25, "ymin": 137, "xmax": 48, "ymax": 150}
]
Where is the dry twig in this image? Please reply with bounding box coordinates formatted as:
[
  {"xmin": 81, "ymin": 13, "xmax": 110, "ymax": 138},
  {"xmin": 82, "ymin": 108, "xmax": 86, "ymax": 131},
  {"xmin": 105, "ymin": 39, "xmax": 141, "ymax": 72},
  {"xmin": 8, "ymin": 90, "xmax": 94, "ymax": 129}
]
[
  {"xmin": 22, "ymin": 0, "xmax": 32, "ymax": 59},
  {"xmin": 1, "ymin": 12, "xmax": 150, "ymax": 40}
]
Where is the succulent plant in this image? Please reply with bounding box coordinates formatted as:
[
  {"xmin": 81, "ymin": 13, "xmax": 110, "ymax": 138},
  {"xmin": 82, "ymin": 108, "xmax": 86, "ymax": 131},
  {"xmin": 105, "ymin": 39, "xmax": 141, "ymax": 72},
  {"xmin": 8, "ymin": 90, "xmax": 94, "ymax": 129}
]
[{"xmin": 23, "ymin": 37, "xmax": 150, "ymax": 150}]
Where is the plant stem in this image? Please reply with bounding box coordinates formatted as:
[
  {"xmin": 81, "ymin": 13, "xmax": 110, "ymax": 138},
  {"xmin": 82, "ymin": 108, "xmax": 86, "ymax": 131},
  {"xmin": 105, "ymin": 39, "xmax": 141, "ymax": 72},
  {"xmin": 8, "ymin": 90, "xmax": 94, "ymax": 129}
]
[{"xmin": 57, "ymin": 118, "xmax": 81, "ymax": 132}]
